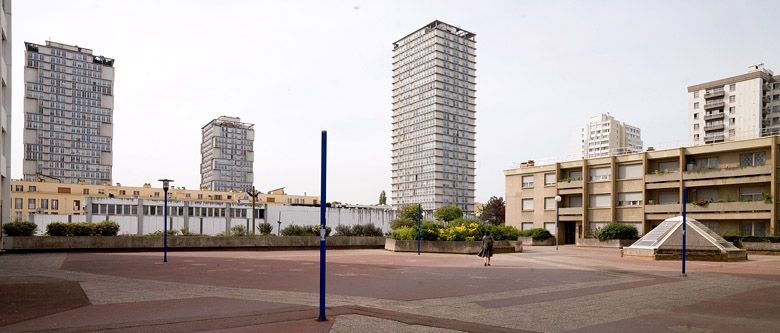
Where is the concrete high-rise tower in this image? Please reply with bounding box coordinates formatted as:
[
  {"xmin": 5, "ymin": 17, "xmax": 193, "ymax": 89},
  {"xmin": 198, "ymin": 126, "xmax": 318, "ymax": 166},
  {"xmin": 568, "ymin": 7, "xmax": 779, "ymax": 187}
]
[
  {"xmin": 200, "ymin": 116, "xmax": 254, "ymax": 192},
  {"xmin": 23, "ymin": 41, "xmax": 114, "ymax": 185},
  {"xmin": 0, "ymin": 1, "xmax": 11, "ymax": 223},
  {"xmin": 391, "ymin": 20, "xmax": 476, "ymax": 214},
  {"xmin": 580, "ymin": 113, "xmax": 643, "ymax": 158}
]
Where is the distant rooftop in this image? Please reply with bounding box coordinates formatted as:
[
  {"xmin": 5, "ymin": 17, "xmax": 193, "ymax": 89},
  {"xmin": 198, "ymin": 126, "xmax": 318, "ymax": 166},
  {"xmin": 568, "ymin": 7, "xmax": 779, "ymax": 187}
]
[{"xmin": 24, "ymin": 40, "xmax": 115, "ymax": 67}]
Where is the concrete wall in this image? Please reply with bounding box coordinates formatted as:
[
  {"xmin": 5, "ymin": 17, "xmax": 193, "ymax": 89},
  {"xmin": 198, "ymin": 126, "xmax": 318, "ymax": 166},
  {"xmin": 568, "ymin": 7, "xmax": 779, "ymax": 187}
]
[{"xmin": 385, "ymin": 238, "xmax": 522, "ymax": 254}]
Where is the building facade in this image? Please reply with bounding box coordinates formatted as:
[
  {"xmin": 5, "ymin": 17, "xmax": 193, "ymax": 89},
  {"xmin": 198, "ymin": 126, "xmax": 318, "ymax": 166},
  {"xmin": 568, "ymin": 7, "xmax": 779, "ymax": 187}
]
[
  {"xmin": 688, "ymin": 64, "xmax": 780, "ymax": 145},
  {"xmin": 10, "ymin": 180, "xmax": 318, "ymax": 222},
  {"xmin": 0, "ymin": 0, "xmax": 11, "ymax": 224},
  {"xmin": 506, "ymin": 136, "xmax": 780, "ymax": 245},
  {"xmin": 200, "ymin": 116, "xmax": 254, "ymax": 192},
  {"xmin": 391, "ymin": 20, "xmax": 476, "ymax": 213},
  {"xmin": 581, "ymin": 113, "xmax": 642, "ymax": 158},
  {"xmin": 23, "ymin": 41, "xmax": 115, "ymax": 184}
]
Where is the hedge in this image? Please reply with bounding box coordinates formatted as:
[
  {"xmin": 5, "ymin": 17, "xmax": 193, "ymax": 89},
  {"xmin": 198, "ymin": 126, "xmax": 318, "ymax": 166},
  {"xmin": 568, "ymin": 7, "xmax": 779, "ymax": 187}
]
[
  {"xmin": 281, "ymin": 224, "xmax": 332, "ymax": 237},
  {"xmin": 3, "ymin": 221, "xmax": 37, "ymax": 236},
  {"xmin": 518, "ymin": 228, "xmax": 553, "ymax": 241},
  {"xmin": 388, "ymin": 222, "xmax": 521, "ymax": 241},
  {"xmin": 724, "ymin": 235, "xmax": 780, "ymax": 243},
  {"xmin": 334, "ymin": 224, "xmax": 383, "ymax": 237},
  {"xmin": 595, "ymin": 222, "xmax": 638, "ymax": 241}
]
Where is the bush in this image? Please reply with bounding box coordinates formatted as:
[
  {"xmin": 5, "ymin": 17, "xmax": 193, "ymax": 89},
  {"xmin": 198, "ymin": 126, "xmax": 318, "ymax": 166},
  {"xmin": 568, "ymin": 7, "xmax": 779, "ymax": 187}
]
[
  {"xmin": 46, "ymin": 222, "xmax": 70, "ymax": 236},
  {"xmin": 595, "ymin": 222, "xmax": 638, "ymax": 241},
  {"xmin": 390, "ymin": 218, "xmax": 415, "ymax": 230},
  {"xmin": 388, "ymin": 223, "xmax": 440, "ymax": 241},
  {"xmin": 518, "ymin": 228, "xmax": 552, "ymax": 241},
  {"xmin": 95, "ymin": 221, "xmax": 120, "ymax": 236},
  {"xmin": 334, "ymin": 224, "xmax": 352, "ymax": 236},
  {"xmin": 434, "ymin": 206, "xmax": 463, "ymax": 222},
  {"xmin": 3, "ymin": 221, "xmax": 38, "ymax": 236},
  {"xmin": 231, "ymin": 225, "xmax": 247, "ymax": 236},
  {"xmin": 741, "ymin": 235, "xmax": 780, "ymax": 243},
  {"xmin": 257, "ymin": 222, "xmax": 273, "ymax": 235},
  {"xmin": 334, "ymin": 224, "xmax": 384, "ymax": 237},
  {"xmin": 390, "ymin": 227, "xmax": 416, "ymax": 240},
  {"xmin": 71, "ymin": 222, "xmax": 96, "ymax": 236},
  {"xmin": 148, "ymin": 230, "xmax": 177, "ymax": 237},
  {"xmin": 487, "ymin": 225, "xmax": 521, "ymax": 241},
  {"xmin": 281, "ymin": 224, "xmax": 331, "ymax": 236}
]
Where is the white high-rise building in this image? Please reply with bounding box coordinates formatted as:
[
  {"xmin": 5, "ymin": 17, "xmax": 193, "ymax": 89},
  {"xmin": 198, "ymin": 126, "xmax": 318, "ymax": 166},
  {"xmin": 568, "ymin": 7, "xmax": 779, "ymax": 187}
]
[
  {"xmin": 200, "ymin": 116, "xmax": 254, "ymax": 192},
  {"xmin": 23, "ymin": 41, "xmax": 114, "ymax": 184},
  {"xmin": 581, "ymin": 113, "xmax": 642, "ymax": 158},
  {"xmin": 0, "ymin": 0, "xmax": 11, "ymax": 223},
  {"xmin": 688, "ymin": 64, "xmax": 780, "ymax": 146},
  {"xmin": 391, "ymin": 20, "xmax": 476, "ymax": 213}
]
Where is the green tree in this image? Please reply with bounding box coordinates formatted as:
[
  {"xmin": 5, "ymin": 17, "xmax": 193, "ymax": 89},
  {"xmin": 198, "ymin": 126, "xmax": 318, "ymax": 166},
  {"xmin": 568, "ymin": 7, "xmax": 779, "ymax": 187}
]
[
  {"xmin": 480, "ymin": 196, "xmax": 506, "ymax": 225},
  {"xmin": 379, "ymin": 190, "xmax": 387, "ymax": 205},
  {"xmin": 434, "ymin": 205, "xmax": 463, "ymax": 223},
  {"xmin": 390, "ymin": 204, "xmax": 422, "ymax": 229}
]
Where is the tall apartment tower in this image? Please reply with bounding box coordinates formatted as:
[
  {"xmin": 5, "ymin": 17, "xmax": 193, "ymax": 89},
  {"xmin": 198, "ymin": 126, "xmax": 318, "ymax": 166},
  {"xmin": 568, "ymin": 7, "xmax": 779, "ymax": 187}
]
[
  {"xmin": 200, "ymin": 116, "xmax": 254, "ymax": 192},
  {"xmin": 23, "ymin": 41, "xmax": 114, "ymax": 184},
  {"xmin": 688, "ymin": 64, "xmax": 780, "ymax": 146},
  {"xmin": 580, "ymin": 113, "xmax": 643, "ymax": 158},
  {"xmin": 0, "ymin": 1, "xmax": 11, "ymax": 223},
  {"xmin": 391, "ymin": 20, "xmax": 476, "ymax": 214}
]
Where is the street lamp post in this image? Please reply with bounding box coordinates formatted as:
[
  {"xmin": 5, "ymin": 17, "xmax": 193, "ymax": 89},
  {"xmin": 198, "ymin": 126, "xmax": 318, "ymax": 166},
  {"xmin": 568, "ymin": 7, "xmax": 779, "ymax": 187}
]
[
  {"xmin": 158, "ymin": 179, "xmax": 173, "ymax": 263},
  {"xmin": 246, "ymin": 186, "xmax": 261, "ymax": 235},
  {"xmin": 555, "ymin": 195, "xmax": 562, "ymax": 251}
]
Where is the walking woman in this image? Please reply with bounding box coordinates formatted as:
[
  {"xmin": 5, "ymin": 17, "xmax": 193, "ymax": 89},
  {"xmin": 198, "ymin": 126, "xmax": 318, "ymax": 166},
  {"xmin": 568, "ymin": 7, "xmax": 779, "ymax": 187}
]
[{"xmin": 478, "ymin": 231, "xmax": 494, "ymax": 266}]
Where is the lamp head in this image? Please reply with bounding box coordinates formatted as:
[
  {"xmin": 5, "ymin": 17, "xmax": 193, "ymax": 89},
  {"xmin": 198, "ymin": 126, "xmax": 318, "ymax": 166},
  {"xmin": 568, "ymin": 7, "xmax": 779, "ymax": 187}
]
[
  {"xmin": 158, "ymin": 179, "xmax": 174, "ymax": 191},
  {"xmin": 555, "ymin": 195, "xmax": 562, "ymax": 202}
]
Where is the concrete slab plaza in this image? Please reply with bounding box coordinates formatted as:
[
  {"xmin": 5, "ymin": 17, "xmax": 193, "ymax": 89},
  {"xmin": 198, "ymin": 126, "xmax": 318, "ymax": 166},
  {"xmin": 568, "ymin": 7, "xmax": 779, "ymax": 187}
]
[{"xmin": 1, "ymin": 246, "xmax": 780, "ymax": 332}]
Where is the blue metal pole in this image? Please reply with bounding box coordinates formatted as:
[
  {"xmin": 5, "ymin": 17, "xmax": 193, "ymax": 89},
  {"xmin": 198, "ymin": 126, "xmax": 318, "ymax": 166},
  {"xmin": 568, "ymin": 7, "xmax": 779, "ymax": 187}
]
[
  {"xmin": 417, "ymin": 204, "xmax": 421, "ymax": 256},
  {"xmin": 318, "ymin": 131, "xmax": 327, "ymax": 321},
  {"xmin": 163, "ymin": 189, "xmax": 168, "ymax": 263},
  {"xmin": 555, "ymin": 201, "xmax": 559, "ymax": 251},
  {"xmin": 682, "ymin": 183, "xmax": 687, "ymax": 277}
]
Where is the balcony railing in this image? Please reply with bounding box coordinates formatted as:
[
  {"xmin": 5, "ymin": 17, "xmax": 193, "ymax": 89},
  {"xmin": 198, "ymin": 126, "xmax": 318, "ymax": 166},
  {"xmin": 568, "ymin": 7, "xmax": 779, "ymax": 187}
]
[
  {"xmin": 703, "ymin": 134, "xmax": 725, "ymax": 143},
  {"xmin": 684, "ymin": 164, "xmax": 771, "ymax": 180},
  {"xmin": 704, "ymin": 89, "xmax": 725, "ymax": 98},
  {"xmin": 703, "ymin": 123, "xmax": 725, "ymax": 131},
  {"xmin": 686, "ymin": 201, "xmax": 771, "ymax": 213},
  {"xmin": 557, "ymin": 178, "xmax": 583, "ymax": 189},
  {"xmin": 644, "ymin": 203, "xmax": 680, "ymax": 213},
  {"xmin": 559, "ymin": 207, "xmax": 583, "ymax": 215},
  {"xmin": 703, "ymin": 112, "xmax": 725, "ymax": 120},
  {"xmin": 704, "ymin": 101, "xmax": 725, "ymax": 110}
]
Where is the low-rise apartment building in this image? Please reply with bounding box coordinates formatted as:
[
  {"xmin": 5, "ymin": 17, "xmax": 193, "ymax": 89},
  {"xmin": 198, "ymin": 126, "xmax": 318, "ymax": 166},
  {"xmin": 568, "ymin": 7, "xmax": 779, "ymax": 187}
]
[
  {"xmin": 10, "ymin": 180, "xmax": 319, "ymax": 222},
  {"xmin": 506, "ymin": 136, "xmax": 779, "ymax": 244}
]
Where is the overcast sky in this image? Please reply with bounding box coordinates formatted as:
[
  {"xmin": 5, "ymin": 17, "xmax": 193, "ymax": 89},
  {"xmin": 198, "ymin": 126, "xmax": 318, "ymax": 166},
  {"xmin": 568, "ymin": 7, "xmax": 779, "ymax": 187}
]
[{"xmin": 10, "ymin": 0, "xmax": 780, "ymax": 204}]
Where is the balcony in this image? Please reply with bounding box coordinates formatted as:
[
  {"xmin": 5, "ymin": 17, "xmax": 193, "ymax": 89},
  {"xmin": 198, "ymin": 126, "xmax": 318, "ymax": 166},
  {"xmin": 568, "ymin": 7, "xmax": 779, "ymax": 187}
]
[
  {"xmin": 557, "ymin": 179, "xmax": 583, "ymax": 189},
  {"xmin": 703, "ymin": 123, "xmax": 724, "ymax": 131},
  {"xmin": 559, "ymin": 207, "xmax": 583, "ymax": 215},
  {"xmin": 644, "ymin": 203, "xmax": 680, "ymax": 214},
  {"xmin": 645, "ymin": 172, "xmax": 679, "ymax": 183},
  {"xmin": 703, "ymin": 112, "xmax": 725, "ymax": 121},
  {"xmin": 704, "ymin": 90, "xmax": 725, "ymax": 99},
  {"xmin": 686, "ymin": 201, "xmax": 771, "ymax": 213},
  {"xmin": 684, "ymin": 164, "xmax": 771, "ymax": 180},
  {"xmin": 703, "ymin": 102, "xmax": 725, "ymax": 110},
  {"xmin": 703, "ymin": 134, "xmax": 725, "ymax": 143}
]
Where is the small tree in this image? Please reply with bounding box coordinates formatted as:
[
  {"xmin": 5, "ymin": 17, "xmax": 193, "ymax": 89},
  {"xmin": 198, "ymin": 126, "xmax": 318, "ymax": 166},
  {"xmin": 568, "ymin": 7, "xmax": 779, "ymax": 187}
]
[
  {"xmin": 390, "ymin": 204, "xmax": 421, "ymax": 229},
  {"xmin": 480, "ymin": 196, "xmax": 506, "ymax": 225},
  {"xmin": 379, "ymin": 190, "xmax": 387, "ymax": 205},
  {"xmin": 434, "ymin": 205, "xmax": 463, "ymax": 223}
]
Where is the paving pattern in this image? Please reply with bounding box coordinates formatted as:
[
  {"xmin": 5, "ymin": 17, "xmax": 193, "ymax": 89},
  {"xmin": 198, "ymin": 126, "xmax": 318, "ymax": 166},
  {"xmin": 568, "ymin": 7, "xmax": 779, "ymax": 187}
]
[{"xmin": 1, "ymin": 246, "xmax": 779, "ymax": 332}]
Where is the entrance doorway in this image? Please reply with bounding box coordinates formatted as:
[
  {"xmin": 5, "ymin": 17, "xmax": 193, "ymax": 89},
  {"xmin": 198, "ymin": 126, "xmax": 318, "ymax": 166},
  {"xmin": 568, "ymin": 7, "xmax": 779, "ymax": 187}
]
[{"xmin": 564, "ymin": 222, "xmax": 576, "ymax": 244}]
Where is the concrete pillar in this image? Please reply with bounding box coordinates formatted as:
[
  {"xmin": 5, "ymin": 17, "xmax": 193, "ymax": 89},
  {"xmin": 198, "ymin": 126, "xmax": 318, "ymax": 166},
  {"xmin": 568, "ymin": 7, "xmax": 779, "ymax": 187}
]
[
  {"xmin": 771, "ymin": 137, "xmax": 777, "ymax": 236},
  {"xmin": 225, "ymin": 203, "xmax": 231, "ymax": 234},
  {"xmin": 85, "ymin": 197, "xmax": 93, "ymax": 223},
  {"xmin": 137, "ymin": 199, "xmax": 144, "ymax": 235},
  {"xmin": 183, "ymin": 201, "xmax": 190, "ymax": 233}
]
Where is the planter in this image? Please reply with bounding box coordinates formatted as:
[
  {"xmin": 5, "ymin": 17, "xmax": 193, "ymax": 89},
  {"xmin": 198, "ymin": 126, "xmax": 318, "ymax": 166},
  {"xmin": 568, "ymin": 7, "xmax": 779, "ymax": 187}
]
[
  {"xmin": 576, "ymin": 238, "xmax": 636, "ymax": 248},
  {"xmin": 742, "ymin": 242, "xmax": 780, "ymax": 254},
  {"xmin": 518, "ymin": 236, "xmax": 555, "ymax": 246},
  {"xmin": 384, "ymin": 238, "xmax": 522, "ymax": 254},
  {"xmin": 1, "ymin": 236, "xmax": 386, "ymax": 252}
]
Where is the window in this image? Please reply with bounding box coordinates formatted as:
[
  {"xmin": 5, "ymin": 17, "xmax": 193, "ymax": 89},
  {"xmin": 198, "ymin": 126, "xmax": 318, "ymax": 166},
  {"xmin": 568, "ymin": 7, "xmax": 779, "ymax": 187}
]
[
  {"xmin": 740, "ymin": 152, "xmax": 766, "ymax": 167},
  {"xmin": 521, "ymin": 222, "xmax": 534, "ymax": 231},
  {"xmin": 657, "ymin": 191, "xmax": 678, "ymax": 204},
  {"xmin": 521, "ymin": 198, "xmax": 534, "ymax": 211},
  {"xmin": 28, "ymin": 199, "xmax": 36, "ymax": 210},
  {"xmin": 544, "ymin": 197, "xmax": 557, "ymax": 210},
  {"xmin": 657, "ymin": 161, "xmax": 679, "ymax": 173},
  {"xmin": 28, "ymin": 186, "xmax": 37, "ymax": 192},
  {"xmin": 697, "ymin": 188, "xmax": 719, "ymax": 201},
  {"xmin": 617, "ymin": 192, "xmax": 643, "ymax": 206},
  {"xmin": 694, "ymin": 124, "xmax": 699, "ymax": 130},
  {"xmin": 617, "ymin": 164, "xmax": 642, "ymax": 179},
  {"xmin": 544, "ymin": 173, "xmax": 556, "ymax": 185},
  {"xmin": 41, "ymin": 199, "xmax": 49, "ymax": 210},
  {"xmin": 729, "ymin": 84, "xmax": 736, "ymax": 92},
  {"xmin": 14, "ymin": 185, "xmax": 23, "ymax": 191},
  {"xmin": 693, "ymin": 102, "xmax": 699, "ymax": 109},
  {"xmin": 14, "ymin": 198, "xmax": 22, "ymax": 209},
  {"xmin": 521, "ymin": 175, "xmax": 534, "ymax": 188},
  {"xmin": 154, "ymin": 192, "xmax": 160, "ymax": 197},
  {"xmin": 589, "ymin": 167, "xmax": 611, "ymax": 182},
  {"xmin": 694, "ymin": 91, "xmax": 699, "ymax": 98},
  {"xmin": 52, "ymin": 199, "xmax": 59, "ymax": 210},
  {"xmin": 119, "ymin": 190, "xmax": 126, "ymax": 196},
  {"xmin": 739, "ymin": 186, "xmax": 765, "ymax": 201},
  {"xmin": 83, "ymin": 189, "xmax": 89, "ymax": 195},
  {"xmin": 729, "ymin": 95, "xmax": 736, "ymax": 103},
  {"xmin": 589, "ymin": 194, "xmax": 611, "ymax": 208},
  {"xmin": 133, "ymin": 191, "xmax": 140, "ymax": 196},
  {"xmin": 544, "ymin": 223, "xmax": 556, "ymax": 234},
  {"xmin": 729, "ymin": 106, "xmax": 735, "ymax": 114},
  {"xmin": 693, "ymin": 157, "xmax": 718, "ymax": 170},
  {"xmin": 729, "ymin": 118, "xmax": 735, "ymax": 125},
  {"xmin": 693, "ymin": 113, "xmax": 699, "ymax": 120},
  {"xmin": 57, "ymin": 187, "xmax": 71, "ymax": 194}
]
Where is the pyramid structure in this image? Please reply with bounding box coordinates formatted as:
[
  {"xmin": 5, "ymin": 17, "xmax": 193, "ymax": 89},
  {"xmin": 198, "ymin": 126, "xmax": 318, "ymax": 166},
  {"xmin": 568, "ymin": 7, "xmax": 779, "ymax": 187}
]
[{"xmin": 623, "ymin": 216, "xmax": 747, "ymax": 261}]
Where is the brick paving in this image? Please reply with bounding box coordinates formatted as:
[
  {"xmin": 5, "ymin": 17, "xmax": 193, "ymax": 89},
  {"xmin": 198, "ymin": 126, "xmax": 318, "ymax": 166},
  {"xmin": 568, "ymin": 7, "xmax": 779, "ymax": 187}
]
[{"xmin": 0, "ymin": 246, "xmax": 779, "ymax": 332}]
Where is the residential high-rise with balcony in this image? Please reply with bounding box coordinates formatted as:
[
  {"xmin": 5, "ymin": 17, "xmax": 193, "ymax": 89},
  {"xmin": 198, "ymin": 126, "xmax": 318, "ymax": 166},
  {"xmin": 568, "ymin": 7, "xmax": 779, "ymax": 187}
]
[
  {"xmin": 200, "ymin": 116, "xmax": 254, "ymax": 192},
  {"xmin": 391, "ymin": 20, "xmax": 476, "ymax": 213},
  {"xmin": 23, "ymin": 41, "xmax": 114, "ymax": 185},
  {"xmin": 688, "ymin": 64, "xmax": 780, "ymax": 145},
  {"xmin": 0, "ymin": 1, "xmax": 11, "ymax": 223},
  {"xmin": 580, "ymin": 113, "xmax": 642, "ymax": 158}
]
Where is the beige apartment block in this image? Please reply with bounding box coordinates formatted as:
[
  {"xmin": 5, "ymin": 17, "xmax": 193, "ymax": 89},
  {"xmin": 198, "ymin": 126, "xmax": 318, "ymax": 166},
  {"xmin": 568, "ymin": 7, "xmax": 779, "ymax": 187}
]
[
  {"xmin": 10, "ymin": 180, "xmax": 319, "ymax": 222},
  {"xmin": 23, "ymin": 40, "xmax": 115, "ymax": 184},
  {"xmin": 688, "ymin": 64, "xmax": 780, "ymax": 145},
  {"xmin": 581, "ymin": 113, "xmax": 642, "ymax": 158},
  {"xmin": 0, "ymin": 0, "xmax": 10, "ymax": 223},
  {"xmin": 506, "ymin": 136, "xmax": 779, "ymax": 244}
]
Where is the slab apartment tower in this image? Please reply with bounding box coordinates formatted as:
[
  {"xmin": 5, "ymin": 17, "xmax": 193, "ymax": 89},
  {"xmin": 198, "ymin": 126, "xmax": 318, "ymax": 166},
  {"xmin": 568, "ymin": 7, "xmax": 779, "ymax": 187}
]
[
  {"xmin": 391, "ymin": 20, "xmax": 476, "ymax": 214},
  {"xmin": 0, "ymin": 1, "xmax": 11, "ymax": 223},
  {"xmin": 23, "ymin": 41, "xmax": 115, "ymax": 185},
  {"xmin": 200, "ymin": 116, "xmax": 254, "ymax": 192}
]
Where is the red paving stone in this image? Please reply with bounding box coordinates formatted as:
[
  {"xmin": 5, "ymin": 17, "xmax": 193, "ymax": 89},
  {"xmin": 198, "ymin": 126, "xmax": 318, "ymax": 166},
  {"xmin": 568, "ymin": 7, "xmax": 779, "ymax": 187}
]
[{"xmin": 0, "ymin": 276, "xmax": 90, "ymax": 326}]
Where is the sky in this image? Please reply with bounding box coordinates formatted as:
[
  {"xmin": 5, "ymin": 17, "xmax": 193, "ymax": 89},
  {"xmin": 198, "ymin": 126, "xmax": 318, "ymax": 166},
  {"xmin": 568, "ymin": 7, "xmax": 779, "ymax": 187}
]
[{"xmin": 10, "ymin": 0, "xmax": 780, "ymax": 205}]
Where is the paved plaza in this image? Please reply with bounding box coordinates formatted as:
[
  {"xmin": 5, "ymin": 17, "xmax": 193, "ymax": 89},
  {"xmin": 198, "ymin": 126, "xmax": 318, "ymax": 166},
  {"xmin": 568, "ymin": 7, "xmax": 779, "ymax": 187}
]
[{"xmin": 1, "ymin": 246, "xmax": 779, "ymax": 332}]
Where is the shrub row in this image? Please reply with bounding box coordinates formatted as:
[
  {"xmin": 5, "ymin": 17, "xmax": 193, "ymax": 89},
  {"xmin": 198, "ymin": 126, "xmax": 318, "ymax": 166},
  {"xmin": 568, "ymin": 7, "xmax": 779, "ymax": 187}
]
[
  {"xmin": 334, "ymin": 224, "xmax": 384, "ymax": 237},
  {"xmin": 2, "ymin": 221, "xmax": 38, "ymax": 236},
  {"xmin": 595, "ymin": 222, "xmax": 638, "ymax": 241},
  {"xmin": 281, "ymin": 224, "xmax": 332, "ymax": 237},
  {"xmin": 518, "ymin": 228, "xmax": 553, "ymax": 241},
  {"xmin": 723, "ymin": 235, "xmax": 780, "ymax": 243},
  {"xmin": 389, "ymin": 220, "xmax": 522, "ymax": 242},
  {"xmin": 45, "ymin": 221, "xmax": 120, "ymax": 236}
]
